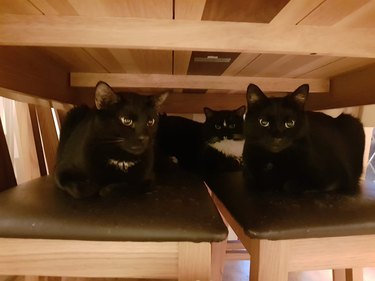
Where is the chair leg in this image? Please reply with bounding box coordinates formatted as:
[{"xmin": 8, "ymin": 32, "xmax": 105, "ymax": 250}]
[
  {"xmin": 178, "ymin": 242, "xmax": 211, "ymax": 281},
  {"xmin": 333, "ymin": 268, "xmax": 363, "ymax": 281},
  {"xmin": 249, "ymin": 239, "xmax": 289, "ymax": 281},
  {"xmin": 211, "ymin": 239, "xmax": 228, "ymax": 281}
]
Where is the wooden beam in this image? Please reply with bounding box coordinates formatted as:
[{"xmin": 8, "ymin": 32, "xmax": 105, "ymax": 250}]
[
  {"xmin": 71, "ymin": 73, "xmax": 329, "ymax": 93},
  {"xmin": 306, "ymin": 63, "xmax": 375, "ymax": 110},
  {"xmin": 0, "ymin": 15, "xmax": 374, "ymax": 58},
  {"xmin": 0, "ymin": 87, "xmax": 72, "ymax": 111}
]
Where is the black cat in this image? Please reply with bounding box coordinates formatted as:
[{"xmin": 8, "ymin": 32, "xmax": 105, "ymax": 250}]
[
  {"xmin": 55, "ymin": 81, "xmax": 167, "ymax": 198},
  {"xmin": 157, "ymin": 106, "xmax": 246, "ymax": 175},
  {"xmin": 243, "ymin": 83, "xmax": 365, "ymax": 193}
]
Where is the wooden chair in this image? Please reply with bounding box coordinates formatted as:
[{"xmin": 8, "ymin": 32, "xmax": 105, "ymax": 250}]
[
  {"xmin": 0, "ymin": 103, "xmax": 228, "ymax": 281},
  {"xmin": 206, "ymin": 171, "xmax": 375, "ymax": 281}
]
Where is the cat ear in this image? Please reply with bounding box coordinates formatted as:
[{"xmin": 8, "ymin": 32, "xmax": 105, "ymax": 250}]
[
  {"xmin": 246, "ymin": 84, "xmax": 267, "ymax": 106},
  {"xmin": 95, "ymin": 81, "xmax": 120, "ymax": 110},
  {"xmin": 203, "ymin": 107, "xmax": 215, "ymax": 119},
  {"xmin": 153, "ymin": 91, "xmax": 169, "ymax": 108},
  {"xmin": 290, "ymin": 84, "xmax": 309, "ymax": 108},
  {"xmin": 235, "ymin": 105, "xmax": 246, "ymax": 118}
]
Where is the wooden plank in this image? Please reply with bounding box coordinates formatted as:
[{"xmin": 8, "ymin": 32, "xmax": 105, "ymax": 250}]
[
  {"xmin": 42, "ymin": 47, "xmax": 107, "ymax": 72},
  {"xmin": 300, "ymin": 57, "xmax": 375, "ymax": 79},
  {"xmin": 223, "ymin": 53, "xmax": 259, "ymax": 76},
  {"xmin": 211, "ymin": 241, "xmax": 227, "ymax": 281},
  {"xmin": 0, "ymin": 0, "xmax": 42, "ymax": 15},
  {"xmin": 202, "ymin": 0, "xmax": 289, "ymax": 23},
  {"xmin": 13, "ymin": 101, "xmax": 40, "ymax": 183},
  {"xmin": 0, "ymin": 238, "xmax": 178, "ymax": 278},
  {"xmin": 0, "ymin": 46, "xmax": 76, "ymax": 105},
  {"xmin": 109, "ymin": 49, "xmax": 172, "ymax": 74},
  {"xmin": 174, "ymin": 0, "xmax": 206, "ymax": 75},
  {"xmin": 299, "ymin": 0, "xmax": 371, "ymax": 26},
  {"xmin": 318, "ymin": 63, "xmax": 375, "ymax": 109},
  {"xmin": 28, "ymin": 104, "xmax": 47, "ymax": 177},
  {"xmin": 84, "ymin": 48, "xmax": 125, "ymax": 73},
  {"xmin": 67, "ymin": 0, "xmax": 172, "ymax": 18},
  {"xmin": 334, "ymin": 1, "xmax": 375, "ymax": 28},
  {"xmin": 288, "ymin": 235, "xmax": 375, "ymax": 271},
  {"xmin": 71, "ymin": 73, "xmax": 329, "ymax": 93},
  {"xmin": 269, "ymin": 0, "xmax": 325, "ymax": 24},
  {"xmin": 0, "ymin": 117, "xmax": 17, "ymax": 191},
  {"xmin": 250, "ymin": 239, "xmax": 289, "ymax": 281},
  {"xmin": 178, "ymin": 242, "xmax": 211, "ymax": 281},
  {"xmin": 35, "ymin": 105, "xmax": 58, "ymax": 174},
  {"xmin": 0, "ymin": 87, "xmax": 73, "ymax": 111},
  {"xmin": 0, "ymin": 15, "xmax": 374, "ymax": 58}
]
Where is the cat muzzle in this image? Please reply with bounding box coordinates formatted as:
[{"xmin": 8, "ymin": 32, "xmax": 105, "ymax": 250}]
[{"xmin": 268, "ymin": 138, "xmax": 288, "ymax": 153}]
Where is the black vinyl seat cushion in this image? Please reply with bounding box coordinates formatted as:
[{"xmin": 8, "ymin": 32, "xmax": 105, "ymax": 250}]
[
  {"xmin": 205, "ymin": 171, "xmax": 375, "ymax": 240},
  {"xmin": 0, "ymin": 167, "xmax": 228, "ymax": 242}
]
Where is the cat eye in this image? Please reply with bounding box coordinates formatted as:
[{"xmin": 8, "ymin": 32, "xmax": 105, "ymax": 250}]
[
  {"xmin": 228, "ymin": 124, "xmax": 235, "ymax": 129},
  {"xmin": 120, "ymin": 117, "xmax": 133, "ymax": 127},
  {"xmin": 259, "ymin": 118, "xmax": 270, "ymax": 127},
  {"xmin": 147, "ymin": 119, "xmax": 155, "ymax": 127},
  {"xmin": 285, "ymin": 120, "xmax": 295, "ymax": 128},
  {"xmin": 215, "ymin": 124, "xmax": 222, "ymax": 130}
]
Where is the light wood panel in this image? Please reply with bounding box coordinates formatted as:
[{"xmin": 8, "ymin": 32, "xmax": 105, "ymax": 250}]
[
  {"xmin": 0, "ymin": 238, "xmax": 178, "ymax": 278},
  {"xmin": 269, "ymin": 0, "xmax": 325, "ymax": 25},
  {"xmin": 12, "ymin": 101, "xmax": 40, "ymax": 184},
  {"xmin": 178, "ymin": 242, "xmax": 211, "ymax": 280},
  {"xmin": 1, "ymin": 15, "xmax": 374, "ymax": 58},
  {"xmin": 0, "ymin": 117, "xmax": 17, "ymax": 191},
  {"xmin": 334, "ymin": 1, "xmax": 375, "ymax": 28},
  {"xmin": 0, "ymin": 238, "xmax": 212, "ymax": 280},
  {"xmin": 202, "ymin": 0, "xmax": 289, "ymax": 23},
  {"xmin": 0, "ymin": 0, "xmax": 41, "ymax": 15},
  {"xmin": 71, "ymin": 73, "xmax": 329, "ymax": 93},
  {"xmin": 174, "ymin": 0, "xmax": 206, "ymax": 76},
  {"xmin": 300, "ymin": 58, "xmax": 375, "ymax": 78},
  {"xmin": 239, "ymin": 0, "xmax": 375, "ymax": 79},
  {"xmin": 35, "ymin": 105, "xmax": 58, "ymax": 174},
  {"xmin": 43, "ymin": 47, "xmax": 107, "ymax": 72},
  {"xmin": 299, "ymin": 0, "xmax": 371, "ymax": 26}
]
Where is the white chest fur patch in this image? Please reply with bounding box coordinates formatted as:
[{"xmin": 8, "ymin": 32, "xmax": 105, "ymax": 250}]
[
  {"xmin": 108, "ymin": 159, "xmax": 137, "ymax": 173},
  {"xmin": 208, "ymin": 139, "xmax": 244, "ymax": 158}
]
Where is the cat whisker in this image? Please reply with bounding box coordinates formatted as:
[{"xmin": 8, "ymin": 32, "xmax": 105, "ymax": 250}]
[{"xmin": 96, "ymin": 138, "xmax": 126, "ymax": 144}]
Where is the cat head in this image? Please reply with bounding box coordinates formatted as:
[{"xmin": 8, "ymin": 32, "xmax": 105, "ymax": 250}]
[
  {"xmin": 203, "ymin": 106, "xmax": 246, "ymax": 144},
  {"xmin": 94, "ymin": 81, "xmax": 168, "ymax": 155},
  {"xmin": 244, "ymin": 83, "xmax": 309, "ymax": 153}
]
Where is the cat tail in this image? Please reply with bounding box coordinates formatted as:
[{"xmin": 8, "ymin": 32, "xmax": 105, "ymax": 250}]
[{"xmin": 335, "ymin": 113, "xmax": 365, "ymax": 180}]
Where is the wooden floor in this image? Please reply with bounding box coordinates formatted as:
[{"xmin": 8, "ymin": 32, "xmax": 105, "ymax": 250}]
[{"xmin": 224, "ymin": 260, "xmax": 375, "ymax": 281}]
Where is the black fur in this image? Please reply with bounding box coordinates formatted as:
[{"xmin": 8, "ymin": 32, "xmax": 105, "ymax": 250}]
[
  {"xmin": 243, "ymin": 83, "xmax": 365, "ymax": 193},
  {"xmin": 157, "ymin": 106, "xmax": 246, "ymax": 175},
  {"xmin": 55, "ymin": 81, "xmax": 167, "ymax": 198}
]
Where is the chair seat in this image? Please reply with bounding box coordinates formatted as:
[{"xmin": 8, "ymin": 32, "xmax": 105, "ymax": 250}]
[
  {"xmin": 0, "ymin": 167, "xmax": 228, "ymax": 242},
  {"xmin": 205, "ymin": 171, "xmax": 375, "ymax": 240}
]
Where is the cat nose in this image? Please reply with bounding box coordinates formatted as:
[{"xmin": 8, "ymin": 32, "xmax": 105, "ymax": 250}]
[
  {"xmin": 273, "ymin": 137, "xmax": 283, "ymax": 144},
  {"xmin": 138, "ymin": 135, "xmax": 149, "ymax": 143}
]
